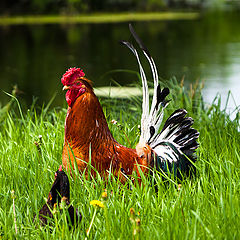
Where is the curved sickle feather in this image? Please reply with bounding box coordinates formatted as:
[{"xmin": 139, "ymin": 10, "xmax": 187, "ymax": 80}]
[
  {"xmin": 129, "ymin": 24, "xmax": 159, "ymax": 120},
  {"xmin": 122, "ymin": 24, "xmax": 169, "ymax": 144},
  {"xmin": 120, "ymin": 40, "xmax": 149, "ymax": 142}
]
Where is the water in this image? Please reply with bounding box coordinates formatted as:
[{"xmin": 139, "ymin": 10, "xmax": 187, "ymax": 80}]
[{"xmin": 0, "ymin": 11, "xmax": 240, "ymax": 114}]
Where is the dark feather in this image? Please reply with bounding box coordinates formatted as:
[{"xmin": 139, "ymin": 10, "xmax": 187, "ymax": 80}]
[
  {"xmin": 156, "ymin": 84, "xmax": 161, "ymax": 110},
  {"xmin": 150, "ymin": 126, "xmax": 155, "ymax": 138},
  {"xmin": 155, "ymin": 86, "xmax": 169, "ymax": 110},
  {"xmin": 129, "ymin": 23, "xmax": 151, "ymax": 57},
  {"xmin": 151, "ymin": 108, "xmax": 199, "ymax": 178},
  {"xmin": 159, "ymin": 88, "xmax": 170, "ymax": 103},
  {"xmin": 160, "ymin": 109, "xmax": 188, "ymax": 134}
]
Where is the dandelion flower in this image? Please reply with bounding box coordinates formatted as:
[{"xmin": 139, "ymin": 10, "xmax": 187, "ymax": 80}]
[
  {"xmin": 102, "ymin": 191, "xmax": 107, "ymax": 199},
  {"xmin": 90, "ymin": 200, "xmax": 104, "ymax": 208}
]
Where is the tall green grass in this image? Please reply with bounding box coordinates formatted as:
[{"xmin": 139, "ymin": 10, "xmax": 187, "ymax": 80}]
[{"xmin": 0, "ymin": 79, "xmax": 239, "ymax": 239}]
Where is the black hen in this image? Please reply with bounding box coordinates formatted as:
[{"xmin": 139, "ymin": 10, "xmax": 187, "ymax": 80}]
[{"xmin": 35, "ymin": 165, "xmax": 81, "ymax": 226}]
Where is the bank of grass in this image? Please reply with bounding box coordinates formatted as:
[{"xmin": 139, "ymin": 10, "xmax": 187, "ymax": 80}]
[
  {"xmin": 0, "ymin": 79, "xmax": 240, "ymax": 239},
  {"xmin": 0, "ymin": 12, "xmax": 199, "ymax": 25}
]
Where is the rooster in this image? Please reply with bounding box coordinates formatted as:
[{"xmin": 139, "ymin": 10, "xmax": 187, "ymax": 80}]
[
  {"xmin": 62, "ymin": 24, "xmax": 199, "ymax": 182},
  {"xmin": 35, "ymin": 165, "xmax": 81, "ymax": 226}
]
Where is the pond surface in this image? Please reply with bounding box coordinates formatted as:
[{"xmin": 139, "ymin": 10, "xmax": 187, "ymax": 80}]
[{"xmin": 0, "ymin": 11, "xmax": 240, "ymax": 114}]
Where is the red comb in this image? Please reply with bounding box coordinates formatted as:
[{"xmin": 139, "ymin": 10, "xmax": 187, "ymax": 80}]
[
  {"xmin": 59, "ymin": 165, "xmax": 63, "ymax": 171},
  {"xmin": 61, "ymin": 67, "xmax": 85, "ymax": 85}
]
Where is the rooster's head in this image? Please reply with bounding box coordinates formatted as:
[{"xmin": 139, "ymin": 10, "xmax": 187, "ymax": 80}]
[{"xmin": 62, "ymin": 67, "xmax": 92, "ymax": 107}]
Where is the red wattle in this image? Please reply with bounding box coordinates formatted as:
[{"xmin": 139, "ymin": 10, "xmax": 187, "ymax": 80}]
[{"xmin": 66, "ymin": 88, "xmax": 86, "ymax": 107}]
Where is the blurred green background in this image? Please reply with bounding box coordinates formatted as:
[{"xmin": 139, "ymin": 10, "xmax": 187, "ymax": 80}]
[
  {"xmin": 0, "ymin": 0, "xmax": 238, "ymax": 14},
  {"xmin": 0, "ymin": 0, "xmax": 240, "ymax": 112}
]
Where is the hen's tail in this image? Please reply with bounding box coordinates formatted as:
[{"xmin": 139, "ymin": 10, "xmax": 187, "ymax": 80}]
[{"xmin": 121, "ymin": 24, "xmax": 199, "ymax": 176}]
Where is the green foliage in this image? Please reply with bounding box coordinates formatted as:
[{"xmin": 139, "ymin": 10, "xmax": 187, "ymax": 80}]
[
  {"xmin": 1, "ymin": 0, "xmax": 239, "ymax": 15},
  {"xmin": 0, "ymin": 0, "xmax": 204, "ymax": 15},
  {"xmin": 0, "ymin": 80, "xmax": 240, "ymax": 239}
]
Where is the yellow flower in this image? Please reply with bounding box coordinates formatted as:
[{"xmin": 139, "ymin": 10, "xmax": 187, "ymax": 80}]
[
  {"xmin": 90, "ymin": 200, "xmax": 105, "ymax": 208},
  {"xmin": 102, "ymin": 191, "xmax": 107, "ymax": 199}
]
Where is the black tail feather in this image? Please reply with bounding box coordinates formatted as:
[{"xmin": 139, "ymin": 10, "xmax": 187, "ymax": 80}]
[{"xmin": 151, "ymin": 109, "xmax": 199, "ymax": 177}]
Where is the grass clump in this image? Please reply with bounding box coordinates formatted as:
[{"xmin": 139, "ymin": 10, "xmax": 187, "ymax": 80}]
[{"xmin": 0, "ymin": 79, "xmax": 239, "ymax": 239}]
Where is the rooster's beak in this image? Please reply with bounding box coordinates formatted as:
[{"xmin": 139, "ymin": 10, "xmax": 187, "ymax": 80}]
[{"xmin": 62, "ymin": 86, "xmax": 71, "ymax": 91}]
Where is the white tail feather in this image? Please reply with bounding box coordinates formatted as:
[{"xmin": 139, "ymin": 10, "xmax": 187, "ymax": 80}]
[
  {"xmin": 121, "ymin": 41, "xmax": 150, "ymax": 143},
  {"xmin": 122, "ymin": 26, "xmax": 169, "ymax": 144}
]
